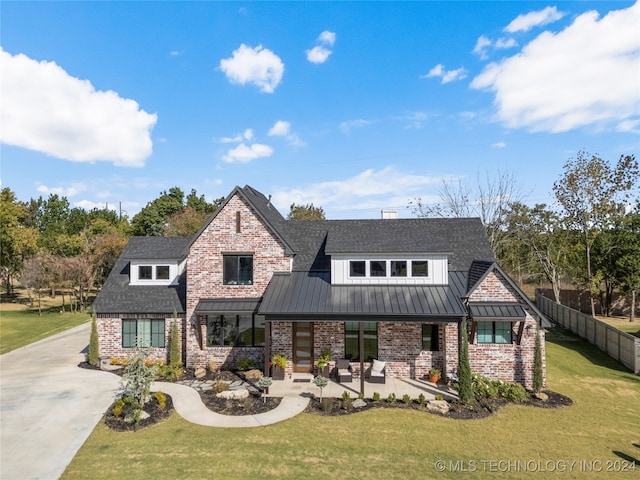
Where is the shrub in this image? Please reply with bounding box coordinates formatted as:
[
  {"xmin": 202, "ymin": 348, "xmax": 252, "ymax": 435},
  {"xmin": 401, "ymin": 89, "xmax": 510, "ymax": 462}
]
[
  {"xmin": 169, "ymin": 315, "xmax": 181, "ymax": 366},
  {"xmin": 87, "ymin": 313, "xmax": 100, "ymax": 366},
  {"xmin": 321, "ymin": 398, "xmax": 334, "ymax": 413},
  {"xmin": 341, "ymin": 391, "xmax": 350, "ymax": 402},
  {"xmin": 121, "ymin": 348, "xmax": 158, "ymax": 413},
  {"xmin": 112, "ymin": 397, "xmax": 125, "ymax": 418},
  {"xmin": 458, "ymin": 318, "xmax": 473, "ymax": 405},
  {"xmin": 533, "ymin": 327, "xmax": 543, "ymax": 393},
  {"xmin": 501, "ymin": 382, "xmax": 527, "ymax": 402},
  {"xmin": 156, "ymin": 363, "xmax": 184, "ymax": 381},
  {"xmin": 402, "ymin": 394, "xmax": 411, "ymax": 405},
  {"xmin": 417, "ymin": 393, "xmax": 426, "ymax": 406},
  {"xmin": 154, "ymin": 391, "xmax": 166, "ymax": 411},
  {"xmin": 212, "ymin": 381, "xmax": 229, "ymax": 394},
  {"xmin": 435, "ymin": 394, "xmax": 443, "ymax": 401},
  {"xmin": 208, "ymin": 358, "xmax": 219, "ymax": 373},
  {"xmin": 237, "ymin": 357, "xmax": 257, "ymax": 371},
  {"xmin": 387, "ymin": 393, "xmax": 396, "ymax": 403},
  {"xmin": 358, "ymin": 392, "xmax": 365, "ymax": 400},
  {"xmin": 372, "ymin": 392, "xmax": 381, "ymax": 402},
  {"xmin": 110, "ymin": 358, "xmax": 120, "ymax": 365}
]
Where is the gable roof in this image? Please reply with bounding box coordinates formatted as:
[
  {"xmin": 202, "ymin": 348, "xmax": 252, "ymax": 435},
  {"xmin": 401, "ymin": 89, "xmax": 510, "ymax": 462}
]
[
  {"xmin": 189, "ymin": 185, "xmax": 294, "ymax": 255},
  {"xmin": 466, "ymin": 262, "xmax": 551, "ymax": 328}
]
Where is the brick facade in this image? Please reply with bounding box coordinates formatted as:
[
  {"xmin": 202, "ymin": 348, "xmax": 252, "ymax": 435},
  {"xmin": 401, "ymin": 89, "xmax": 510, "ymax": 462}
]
[{"xmin": 185, "ymin": 194, "xmax": 291, "ymax": 369}]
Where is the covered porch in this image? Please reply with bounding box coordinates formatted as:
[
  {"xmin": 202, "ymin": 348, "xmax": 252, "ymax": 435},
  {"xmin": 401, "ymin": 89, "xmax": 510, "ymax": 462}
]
[{"xmin": 265, "ymin": 372, "xmax": 458, "ymax": 401}]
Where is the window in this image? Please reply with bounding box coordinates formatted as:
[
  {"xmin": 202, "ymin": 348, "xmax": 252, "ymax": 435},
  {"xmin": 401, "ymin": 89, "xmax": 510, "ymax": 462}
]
[
  {"xmin": 422, "ymin": 324, "xmax": 439, "ymax": 351},
  {"xmin": 411, "ymin": 260, "xmax": 428, "ymax": 277},
  {"xmin": 370, "ymin": 260, "xmax": 386, "ymax": 277},
  {"xmin": 344, "ymin": 321, "xmax": 377, "ymax": 362},
  {"xmin": 223, "ymin": 255, "xmax": 253, "ymax": 285},
  {"xmin": 122, "ymin": 319, "xmax": 165, "ymax": 348},
  {"xmin": 207, "ymin": 315, "xmax": 265, "ymax": 347},
  {"xmin": 156, "ymin": 265, "xmax": 170, "ymax": 280},
  {"xmin": 477, "ymin": 322, "xmax": 512, "ymax": 344},
  {"xmin": 138, "ymin": 265, "xmax": 153, "ymax": 280},
  {"xmin": 391, "ymin": 260, "xmax": 407, "ymax": 277},
  {"xmin": 349, "ymin": 260, "xmax": 366, "ymax": 277}
]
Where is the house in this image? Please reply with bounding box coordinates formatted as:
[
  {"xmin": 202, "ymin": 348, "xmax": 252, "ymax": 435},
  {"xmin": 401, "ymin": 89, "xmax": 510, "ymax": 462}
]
[{"xmin": 93, "ymin": 185, "xmax": 548, "ymax": 390}]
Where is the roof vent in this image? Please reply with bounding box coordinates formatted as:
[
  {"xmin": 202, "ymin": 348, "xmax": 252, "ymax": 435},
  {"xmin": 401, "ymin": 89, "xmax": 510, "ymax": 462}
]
[{"xmin": 381, "ymin": 209, "xmax": 398, "ymax": 219}]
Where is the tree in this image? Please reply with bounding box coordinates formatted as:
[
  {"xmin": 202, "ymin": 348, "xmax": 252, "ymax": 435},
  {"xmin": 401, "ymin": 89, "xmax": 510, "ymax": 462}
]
[
  {"xmin": 612, "ymin": 213, "xmax": 640, "ymax": 322},
  {"xmin": 533, "ymin": 328, "xmax": 543, "ymax": 393},
  {"xmin": 18, "ymin": 254, "xmax": 54, "ymax": 314},
  {"xmin": 169, "ymin": 314, "xmax": 181, "ymax": 366},
  {"xmin": 287, "ymin": 203, "xmax": 326, "ymax": 220},
  {"xmin": 131, "ymin": 187, "xmax": 185, "ymax": 236},
  {"xmin": 553, "ymin": 152, "xmax": 639, "ymax": 317},
  {"xmin": 412, "ymin": 170, "xmax": 522, "ymax": 255},
  {"xmin": 163, "ymin": 206, "xmax": 210, "ymax": 236},
  {"xmin": 457, "ymin": 318, "xmax": 473, "ymax": 405},
  {"xmin": 0, "ymin": 188, "xmax": 39, "ymax": 294}
]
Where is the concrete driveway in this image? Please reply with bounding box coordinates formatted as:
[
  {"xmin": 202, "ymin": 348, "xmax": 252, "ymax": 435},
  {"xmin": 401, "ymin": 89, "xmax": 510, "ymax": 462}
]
[{"xmin": 0, "ymin": 323, "xmax": 120, "ymax": 480}]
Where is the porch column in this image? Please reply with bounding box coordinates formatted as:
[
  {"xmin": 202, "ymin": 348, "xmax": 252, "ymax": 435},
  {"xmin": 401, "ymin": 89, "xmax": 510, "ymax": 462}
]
[
  {"xmin": 359, "ymin": 321, "xmax": 365, "ymax": 395},
  {"xmin": 264, "ymin": 321, "xmax": 271, "ymax": 376}
]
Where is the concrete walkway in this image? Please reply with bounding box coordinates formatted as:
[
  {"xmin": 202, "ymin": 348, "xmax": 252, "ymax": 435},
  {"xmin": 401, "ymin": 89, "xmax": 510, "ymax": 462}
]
[
  {"xmin": 0, "ymin": 323, "xmax": 121, "ymax": 480},
  {"xmin": 153, "ymin": 381, "xmax": 309, "ymax": 427}
]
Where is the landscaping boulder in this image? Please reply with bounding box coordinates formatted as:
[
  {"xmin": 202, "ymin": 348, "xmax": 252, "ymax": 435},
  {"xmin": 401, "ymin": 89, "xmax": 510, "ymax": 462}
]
[
  {"xmin": 243, "ymin": 369, "xmax": 263, "ymax": 381},
  {"xmin": 427, "ymin": 400, "xmax": 450, "ymax": 415},
  {"xmin": 194, "ymin": 367, "xmax": 207, "ymax": 379},
  {"xmin": 534, "ymin": 392, "xmax": 549, "ymax": 402},
  {"xmin": 217, "ymin": 389, "xmax": 249, "ymax": 399},
  {"xmin": 352, "ymin": 399, "xmax": 367, "ymax": 409}
]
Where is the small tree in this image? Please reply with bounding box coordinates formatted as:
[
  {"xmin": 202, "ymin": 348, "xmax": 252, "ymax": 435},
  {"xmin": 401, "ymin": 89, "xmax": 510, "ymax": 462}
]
[
  {"xmin": 169, "ymin": 312, "xmax": 181, "ymax": 366},
  {"xmin": 457, "ymin": 318, "xmax": 473, "ymax": 405},
  {"xmin": 121, "ymin": 346, "xmax": 157, "ymax": 427},
  {"xmin": 87, "ymin": 311, "xmax": 100, "ymax": 366},
  {"xmin": 313, "ymin": 375, "xmax": 329, "ymax": 401},
  {"xmin": 533, "ymin": 328, "xmax": 543, "ymax": 393},
  {"xmin": 257, "ymin": 376, "xmax": 273, "ymax": 403}
]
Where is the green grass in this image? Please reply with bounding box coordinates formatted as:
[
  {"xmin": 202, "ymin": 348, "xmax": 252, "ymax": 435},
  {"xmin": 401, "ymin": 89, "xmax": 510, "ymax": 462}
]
[
  {"xmin": 0, "ymin": 306, "xmax": 90, "ymax": 354},
  {"xmin": 596, "ymin": 316, "xmax": 640, "ymax": 338},
  {"xmin": 63, "ymin": 326, "xmax": 640, "ymax": 480}
]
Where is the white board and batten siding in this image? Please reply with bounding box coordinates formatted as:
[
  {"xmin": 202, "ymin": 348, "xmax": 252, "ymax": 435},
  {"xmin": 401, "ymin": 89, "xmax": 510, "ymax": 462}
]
[{"xmin": 331, "ymin": 255, "xmax": 449, "ymax": 285}]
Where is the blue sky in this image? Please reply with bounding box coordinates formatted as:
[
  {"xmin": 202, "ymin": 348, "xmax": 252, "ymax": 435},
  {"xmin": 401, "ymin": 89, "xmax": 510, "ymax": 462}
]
[{"xmin": 1, "ymin": 1, "xmax": 638, "ymax": 219}]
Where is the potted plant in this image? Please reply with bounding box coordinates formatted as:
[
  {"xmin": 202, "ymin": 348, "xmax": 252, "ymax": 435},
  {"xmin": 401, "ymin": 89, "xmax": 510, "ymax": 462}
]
[
  {"xmin": 317, "ymin": 349, "xmax": 332, "ymax": 377},
  {"xmin": 270, "ymin": 354, "xmax": 287, "ymax": 380},
  {"xmin": 429, "ymin": 368, "xmax": 441, "ymax": 383}
]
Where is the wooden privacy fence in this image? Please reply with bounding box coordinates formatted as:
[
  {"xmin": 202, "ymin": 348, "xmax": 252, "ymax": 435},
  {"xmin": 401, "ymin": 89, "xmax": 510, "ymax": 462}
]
[{"xmin": 536, "ymin": 291, "xmax": 640, "ymax": 375}]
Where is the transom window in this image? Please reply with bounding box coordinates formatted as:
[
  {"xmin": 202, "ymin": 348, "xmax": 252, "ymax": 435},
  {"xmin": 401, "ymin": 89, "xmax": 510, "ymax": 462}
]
[
  {"xmin": 206, "ymin": 315, "xmax": 265, "ymax": 347},
  {"xmin": 344, "ymin": 321, "xmax": 377, "ymax": 362},
  {"xmin": 223, "ymin": 255, "xmax": 253, "ymax": 285},
  {"xmin": 347, "ymin": 259, "xmax": 429, "ymax": 278},
  {"xmin": 122, "ymin": 319, "xmax": 165, "ymax": 348},
  {"xmin": 477, "ymin": 322, "xmax": 512, "ymax": 344},
  {"xmin": 422, "ymin": 324, "xmax": 439, "ymax": 351}
]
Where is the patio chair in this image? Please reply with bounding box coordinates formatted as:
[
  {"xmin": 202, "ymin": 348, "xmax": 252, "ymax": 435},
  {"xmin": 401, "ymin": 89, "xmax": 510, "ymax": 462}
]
[
  {"xmin": 368, "ymin": 359, "xmax": 386, "ymax": 384},
  {"xmin": 336, "ymin": 359, "xmax": 353, "ymax": 383}
]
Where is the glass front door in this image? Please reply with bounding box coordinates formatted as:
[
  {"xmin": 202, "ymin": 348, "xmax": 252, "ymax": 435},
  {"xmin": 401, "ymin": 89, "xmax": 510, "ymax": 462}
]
[{"xmin": 293, "ymin": 322, "xmax": 313, "ymax": 373}]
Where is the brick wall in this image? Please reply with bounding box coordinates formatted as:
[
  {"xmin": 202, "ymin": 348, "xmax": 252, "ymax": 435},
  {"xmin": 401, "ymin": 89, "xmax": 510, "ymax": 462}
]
[
  {"xmin": 185, "ymin": 194, "xmax": 291, "ymax": 368},
  {"xmin": 96, "ymin": 313, "xmax": 185, "ymax": 364}
]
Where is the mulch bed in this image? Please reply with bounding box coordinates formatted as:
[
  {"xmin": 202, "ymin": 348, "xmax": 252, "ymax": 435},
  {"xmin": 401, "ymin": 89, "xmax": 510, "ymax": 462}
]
[
  {"xmin": 199, "ymin": 394, "xmax": 282, "ymax": 415},
  {"xmin": 304, "ymin": 390, "xmax": 573, "ymax": 420},
  {"xmin": 104, "ymin": 395, "xmax": 174, "ymax": 431}
]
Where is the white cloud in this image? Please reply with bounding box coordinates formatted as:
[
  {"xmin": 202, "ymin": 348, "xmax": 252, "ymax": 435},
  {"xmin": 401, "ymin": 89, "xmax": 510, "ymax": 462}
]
[
  {"xmin": 472, "ymin": 35, "xmax": 492, "ymax": 59},
  {"xmin": 422, "ymin": 64, "xmax": 467, "ymax": 84},
  {"xmin": 0, "ymin": 49, "xmax": 157, "ymax": 166},
  {"xmin": 318, "ymin": 30, "xmax": 336, "ymax": 46},
  {"xmin": 271, "ymin": 167, "xmax": 451, "ymax": 218},
  {"xmin": 220, "ymin": 128, "xmax": 254, "ymax": 143},
  {"xmin": 75, "ymin": 200, "xmax": 116, "ymax": 211},
  {"xmin": 471, "ymin": 2, "xmax": 640, "ymax": 133},
  {"xmin": 306, "ymin": 46, "xmax": 332, "ymax": 64},
  {"xmin": 492, "ymin": 141, "xmax": 507, "ymax": 148},
  {"xmin": 37, "ymin": 182, "xmax": 87, "ymax": 197},
  {"xmin": 505, "ymin": 6, "xmax": 565, "ymax": 33},
  {"xmin": 219, "ymin": 44, "xmax": 284, "ymax": 93},
  {"xmin": 495, "ymin": 38, "xmax": 518, "ymax": 49},
  {"xmin": 399, "ymin": 111, "xmax": 429, "ymax": 129},
  {"xmin": 339, "ymin": 119, "xmax": 372, "ymax": 134},
  {"xmin": 169, "ymin": 50, "xmax": 184, "ymax": 57},
  {"xmin": 222, "ymin": 143, "xmax": 273, "ymax": 163},
  {"xmin": 268, "ymin": 120, "xmax": 305, "ymax": 147}
]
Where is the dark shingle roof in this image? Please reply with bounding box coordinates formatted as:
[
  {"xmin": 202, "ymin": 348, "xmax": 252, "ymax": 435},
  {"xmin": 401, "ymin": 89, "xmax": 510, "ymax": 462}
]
[
  {"xmin": 259, "ymin": 272, "xmax": 467, "ymax": 320},
  {"xmin": 121, "ymin": 236, "xmax": 191, "ymax": 260},
  {"xmin": 93, "ymin": 258, "xmax": 185, "ymax": 314},
  {"xmin": 283, "ymin": 217, "xmax": 494, "ymax": 272}
]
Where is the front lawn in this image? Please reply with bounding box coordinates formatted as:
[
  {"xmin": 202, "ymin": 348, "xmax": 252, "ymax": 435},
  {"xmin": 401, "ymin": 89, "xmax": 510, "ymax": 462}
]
[
  {"xmin": 62, "ymin": 327, "xmax": 639, "ymax": 479},
  {"xmin": 0, "ymin": 305, "xmax": 90, "ymax": 354}
]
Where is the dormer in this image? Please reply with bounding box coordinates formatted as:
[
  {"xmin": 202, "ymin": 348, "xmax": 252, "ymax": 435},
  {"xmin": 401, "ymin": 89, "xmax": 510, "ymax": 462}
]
[
  {"xmin": 130, "ymin": 258, "xmax": 185, "ymax": 286},
  {"xmin": 330, "ymin": 254, "xmax": 449, "ymax": 285}
]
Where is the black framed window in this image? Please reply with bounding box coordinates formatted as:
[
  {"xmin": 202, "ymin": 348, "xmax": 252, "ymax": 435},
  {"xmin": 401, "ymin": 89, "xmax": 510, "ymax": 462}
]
[
  {"xmin": 344, "ymin": 321, "xmax": 377, "ymax": 362},
  {"xmin": 223, "ymin": 255, "xmax": 253, "ymax": 285},
  {"xmin": 349, "ymin": 260, "xmax": 366, "ymax": 277},
  {"xmin": 370, "ymin": 260, "xmax": 386, "ymax": 277},
  {"xmin": 391, "ymin": 260, "xmax": 407, "ymax": 277},
  {"xmin": 122, "ymin": 319, "xmax": 165, "ymax": 348},
  {"xmin": 206, "ymin": 314, "xmax": 264, "ymax": 346},
  {"xmin": 411, "ymin": 260, "xmax": 428, "ymax": 277},
  {"xmin": 477, "ymin": 322, "xmax": 512, "ymax": 344},
  {"xmin": 422, "ymin": 324, "xmax": 439, "ymax": 351},
  {"xmin": 138, "ymin": 265, "xmax": 153, "ymax": 280},
  {"xmin": 156, "ymin": 265, "xmax": 170, "ymax": 280}
]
